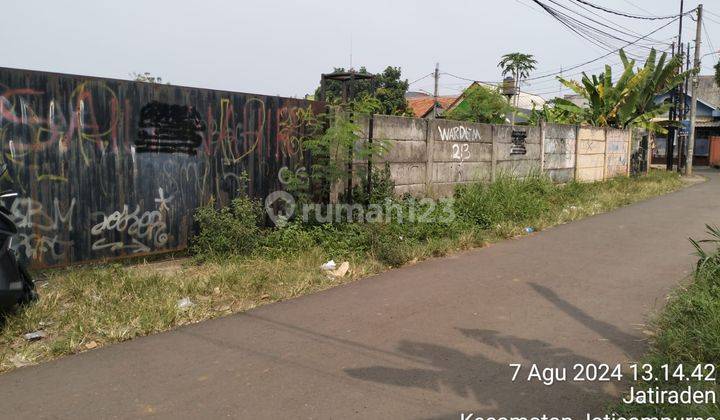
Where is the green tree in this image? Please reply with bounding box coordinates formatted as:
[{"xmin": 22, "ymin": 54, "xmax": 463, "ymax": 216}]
[
  {"xmin": 527, "ymin": 100, "xmax": 583, "ymax": 125},
  {"xmin": 444, "ymin": 84, "xmax": 514, "ymax": 124},
  {"xmin": 498, "ymin": 52, "xmax": 538, "ymax": 82},
  {"xmin": 555, "ymin": 49, "xmax": 687, "ymax": 132},
  {"xmin": 714, "ymin": 59, "xmax": 720, "ymax": 87},
  {"xmin": 314, "ymin": 66, "xmax": 411, "ymax": 116}
]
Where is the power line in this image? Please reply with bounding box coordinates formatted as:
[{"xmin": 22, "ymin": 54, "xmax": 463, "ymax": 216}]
[
  {"xmin": 562, "ymin": 0, "xmax": 666, "ymax": 42},
  {"xmin": 703, "ymin": 21, "xmax": 718, "ymax": 62},
  {"xmin": 530, "ymin": 0, "xmax": 672, "ymax": 58},
  {"xmin": 570, "ymin": 0, "xmax": 696, "ymax": 20},
  {"xmin": 544, "ymin": 0, "xmax": 666, "ymax": 45},
  {"xmin": 408, "ymin": 73, "xmax": 433, "ymax": 85},
  {"xmin": 618, "ymin": 0, "xmax": 656, "ymax": 17},
  {"xmin": 441, "ymin": 17, "xmax": 676, "ymax": 91},
  {"xmin": 522, "ymin": 8, "xmax": 680, "ymax": 81}
]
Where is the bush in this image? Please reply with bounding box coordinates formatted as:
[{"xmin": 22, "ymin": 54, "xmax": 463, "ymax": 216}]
[
  {"xmin": 260, "ymin": 222, "xmax": 316, "ymax": 258},
  {"xmin": 454, "ymin": 172, "xmax": 554, "ymax": 229},
  {"xmin": 610, "ymin": 226, "xmax": 720, "ymax": 416},
  {"xmin": 191, "ymin": 195, "xmax": 263, "ymax": 260}
]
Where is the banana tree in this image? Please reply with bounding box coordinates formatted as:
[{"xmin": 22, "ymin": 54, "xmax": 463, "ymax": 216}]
[{"xmin": 554, "ymin": 49, "xmax": 687, "ymax": 132}]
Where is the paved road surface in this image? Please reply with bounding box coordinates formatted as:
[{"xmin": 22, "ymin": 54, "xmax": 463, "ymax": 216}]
[{"xmin": 2, "ymin": 171, "xmax": 718, "ymax": 419}]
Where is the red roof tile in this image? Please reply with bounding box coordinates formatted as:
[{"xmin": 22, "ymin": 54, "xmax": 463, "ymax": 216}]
[{"xmin": 406, "ymin": 96, "xmax": 459, "ymax": 118}]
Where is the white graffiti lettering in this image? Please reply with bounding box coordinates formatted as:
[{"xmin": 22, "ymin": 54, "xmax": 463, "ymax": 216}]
[{"xmin": 438, "ymin": 125, "xmax": 482, "ymax": 142}]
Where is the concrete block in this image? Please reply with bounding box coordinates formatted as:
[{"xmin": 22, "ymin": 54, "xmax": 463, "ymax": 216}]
[
  {"xmin": 606, "ymin": 128, "xmax": 629, "ymax": 142},
  {"xmin": 544, "ymin": 138, "xmax": 576, "ymax": 155},
  {"xmin": 545, "ymin": 168, "xmax": 574, "ymax": 183},
  {"xmin": 496, "ymin": 159, "xmax": 542, "ymax": 177},
  {"xmin": 394, "ymin": 183, "xmax": 427, "ymax": 197},
  {"xmin": 578, "ymin": 139, "xmax": 606, "ymax": 155},
  {"xmin": 432, "ymin": 142, "xmax": 492, "ymax": 163},
  {"xmin": 430, "ymin": 181, "xmax": 477, "ymax": 198},
  {"xmin": 606, "ymin": 154, "xmax": 628, "ymax": 167},
  {"xmin": 578, "ymin": 127, "xmax": 605, "ymax": 141},
  {"xmin": 495, "ymin": 143, "xmax": 542, "ymax": 161},
  {"xmin": 545, "ymin": 124, "xmax": 576, "ymax": 139},
  {"xmin": 544, "ymin": 153, "xmax": 575, "ymax": 170},
  {"xmin": 577, "ymin": 166, "xmax": 604, "ymax": 182},
  {"xmin": 432, "ymin": 162, "xmax": 492, "ymax": 183},
  {"xmin": 494, "ymin": 125, "xmax": 541, "ymax": 144},
  {"xmin": 577, "ymin": 153, "xmax": 605, "ymax": 168},
  {"xmin": 606, "ymin": 140, "xmax": 627, "ymax": 154},
  {"xmin": 377, "ymin": 140, "xmax": 427, "ymax": 163},
  {"xmin": 431, "ymin": 120, "xmax": 492, "ymax": 143},
  {"xmin": 605, "ymin": 165, "xmax": 627, "ymax": 178},
  {"xmin": 373, "ymin": 115, "xmax": 427, "ymax": 141},
  {"xmin": 389, "ymin": 162, "xmax": 425, "ymax": 186}
]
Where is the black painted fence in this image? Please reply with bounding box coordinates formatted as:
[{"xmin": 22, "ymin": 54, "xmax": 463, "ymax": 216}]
[{"xmin": 0, "ymin": 67, "xmax": 321, "ymax": 268}]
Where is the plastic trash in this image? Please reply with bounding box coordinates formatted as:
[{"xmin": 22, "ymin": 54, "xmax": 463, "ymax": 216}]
[
  {"xmin": 524, "ymin": 227, "xmax": 535, "ymax": 234},
  {"xmin": 23, "ymin": 330, "xmax": 47, "ymax": 341},
  {"xmin": 320, "ymin": 260, "xmax": 337, "ymax": 271},
  {"xmin": 177, "ymin": 297, "xmax": 194, "ymax": 310}
]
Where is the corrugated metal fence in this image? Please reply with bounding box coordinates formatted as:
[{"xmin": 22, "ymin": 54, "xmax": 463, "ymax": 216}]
[{"xmin": 0, "ymin": 67, "xmax": 321, "ymax": 268}]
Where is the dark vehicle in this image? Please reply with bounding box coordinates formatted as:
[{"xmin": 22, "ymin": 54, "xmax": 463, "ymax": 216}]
[{"xmin": 0, "ymin": 164, "xmax": 36, "ymax": 312}]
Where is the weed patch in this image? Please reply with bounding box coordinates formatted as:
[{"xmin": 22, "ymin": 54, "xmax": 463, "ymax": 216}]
[{"xmin": 0, "ymin": 170, "xmax": 687, "ymax": 373}]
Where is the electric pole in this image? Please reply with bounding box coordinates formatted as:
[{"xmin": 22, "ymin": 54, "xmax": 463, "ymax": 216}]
[
  {"xmin": 667, "ymin": 41, "xmax": 676, "ymax": 171},
  {"xmin": 686, "ymin": 4, "xmax": 703, "ymax": 176},
  {"xmin": 432, "ymin": 63, "xmax": 440, "ymax": 118},
  {"xmin": 667, "ymin": 0, "xmax": 686, "ymax": 171}
]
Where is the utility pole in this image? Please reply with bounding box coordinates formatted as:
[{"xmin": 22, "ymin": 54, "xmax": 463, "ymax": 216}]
[
  {"xmin": 432, "ymin": 62, "xmax": 440, "ymax": 118},
  {"xmin": 686, "ymin": 4, "xmax": 703, "ymax": 176},
  {"xmin": 667, "ymin": 41, "xmax": 676, "ymax": 171},
  {"xmin": 678, "ymin": 42, "xmax": 685, "ymax": 173},
  {"xmin": 668, "ymin": 0, "xmax": 685, "ymax": 171}
]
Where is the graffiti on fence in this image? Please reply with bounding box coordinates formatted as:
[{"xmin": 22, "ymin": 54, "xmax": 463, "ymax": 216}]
[{"xmin": 0, "ymin": 67, "xmax": 321, "ymax": 267}]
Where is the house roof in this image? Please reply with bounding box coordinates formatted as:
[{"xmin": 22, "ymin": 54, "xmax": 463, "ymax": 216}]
[
  {"xmin": 447, "ymin": 81, "xmax": 546, "ymax": 113},
  {"xmin": 405, "ymin": 82, "xmax": 546, "ymax": 119},
  {"xmin": 406, "ymin": 95, "xmax": 460, "ymax": 118}
]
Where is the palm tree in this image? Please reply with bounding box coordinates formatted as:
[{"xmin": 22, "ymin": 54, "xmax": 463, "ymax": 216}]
[
  {"xmin": 498, "ymin": 53, "xmax": 538, "ymax": 123},
  {"xmin": 498, "ymin": 53, "xmax": 538, "ymax": 81}
]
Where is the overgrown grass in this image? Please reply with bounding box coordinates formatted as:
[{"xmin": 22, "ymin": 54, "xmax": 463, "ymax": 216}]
[
  {"xmin": 0, "ymin": 170, "xmax": 686, "ymax": 373},
  {"xmin": 609, "ymin": 225, "xmax": 720, "ymax": 416}
]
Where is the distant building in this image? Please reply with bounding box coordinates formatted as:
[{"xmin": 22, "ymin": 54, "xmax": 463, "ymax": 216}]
[
  {"xmin": 405, "ymin": 82, "xmax": 546, "ymax": 122},
  {"xmin": 652, "ymin": 75, "xmax": 720, "ymax": 166},
  {"xmin": 562, "ymin": 94, "xmax": 588, "ymax": 107},
  {"xmin": 405, "ymin": 93, "xmax": 460, "ymax": 118}
]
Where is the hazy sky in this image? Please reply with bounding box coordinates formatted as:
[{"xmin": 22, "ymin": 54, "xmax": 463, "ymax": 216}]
[{"xmin": 1, "ymin": 0, "xmax": 717, "ymax": 99}]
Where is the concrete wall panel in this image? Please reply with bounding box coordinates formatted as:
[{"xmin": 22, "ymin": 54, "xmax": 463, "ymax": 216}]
[
  {"xmin": 432, "ymin": 162, "xmax": 492, "ymax": 183},
  {"xmin": 430, "ymin": 120, "xmax": 492, "ymax": 143},
  {"xmin": 433, "ymin": 142, "xmax": 492, "ymax": 163}
]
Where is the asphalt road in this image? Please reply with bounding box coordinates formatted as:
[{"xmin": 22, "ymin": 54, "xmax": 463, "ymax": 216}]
[{"xmin": 1, "ymin": 171, "xmax": 717, "ymax": 419}]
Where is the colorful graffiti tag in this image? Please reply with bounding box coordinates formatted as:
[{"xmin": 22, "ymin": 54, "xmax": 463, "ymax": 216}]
[{"xmin": 0, "ymin": 67, "xmax": 321, "ymax": 267}]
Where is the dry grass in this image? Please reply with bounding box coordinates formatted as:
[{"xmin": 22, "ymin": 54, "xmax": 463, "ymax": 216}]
[{"xmin": 0, "ymin": 170, "xmax": 690, "ymax": 373}]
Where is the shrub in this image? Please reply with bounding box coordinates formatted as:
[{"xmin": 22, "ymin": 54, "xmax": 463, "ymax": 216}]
[
  {"xmin": 610, "ymin": 226, "xmax": 720, "ymax": 416},
  {"xmin": 454, "ymin": 172, "xmax": 554, "ymax": 229},
  {"xmin": 362, "ymin": 222, "xmax": 416, "ymax": 267},
  {"xmin": 191, "ymin": 195, "xmax": 263, "ymax": 260},
  {"xmin": 260, "ymin": 222, "xmax": 316, "ymax": 258}
]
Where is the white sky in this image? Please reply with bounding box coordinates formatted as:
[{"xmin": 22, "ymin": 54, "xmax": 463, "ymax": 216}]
[{"xmin": 1, "ymin": 0, "xmax": 718, "ymax": 99}]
